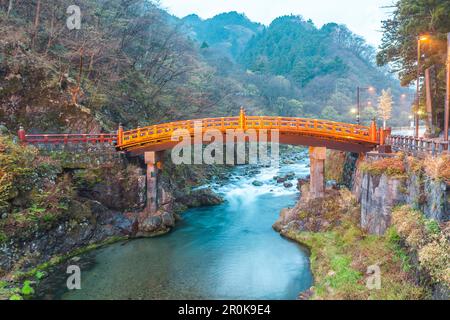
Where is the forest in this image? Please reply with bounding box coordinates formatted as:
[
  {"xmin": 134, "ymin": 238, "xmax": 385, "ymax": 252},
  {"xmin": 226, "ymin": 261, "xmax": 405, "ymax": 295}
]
[
  {"xmin": 377, "ymin": 0, "xmax": 450, "ymax": 136},
  {"xmin": 0, "ymin": 0, "xmax": 413, "ymax": 135}
]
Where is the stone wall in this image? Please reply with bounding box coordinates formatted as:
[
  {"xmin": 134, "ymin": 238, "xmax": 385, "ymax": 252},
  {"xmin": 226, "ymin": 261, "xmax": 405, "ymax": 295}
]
[{"xmin": 353, "ymin": 156, "xmax": 449, "ymax": 235}]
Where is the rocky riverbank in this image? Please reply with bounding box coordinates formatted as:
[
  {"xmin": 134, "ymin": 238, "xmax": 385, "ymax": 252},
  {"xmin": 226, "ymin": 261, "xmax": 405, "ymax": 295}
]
[
  {"xmin": 0, "ymin": 134, "xmax": 226, "ymax": 299},
  {"xmin": 275, "ymin": 185, "xmax": 431, "ymax": 300},
  {"xmin": 274, "ymin": 151, "xmax": 449, "ymax": 300}
]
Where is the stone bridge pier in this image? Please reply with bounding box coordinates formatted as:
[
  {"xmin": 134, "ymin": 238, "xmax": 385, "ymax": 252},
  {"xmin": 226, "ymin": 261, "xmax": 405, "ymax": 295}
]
[
  {"xmin": 309, "ymin": 146, "xmax": 326, "ymax": 198},
  {"xmin": 144, "ymin": 151, "xmax": 164, "ymax": 215}
]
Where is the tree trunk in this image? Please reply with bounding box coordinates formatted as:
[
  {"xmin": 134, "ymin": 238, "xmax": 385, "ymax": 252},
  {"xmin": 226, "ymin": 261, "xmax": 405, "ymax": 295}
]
[
  {"xmin": 6, "ymin": 0, "xmax": 13, "ymax": 18},
  {"xmin": 45, "ymin": 7, "xmax": 55, "ymax": 55},
  {"xmin": 31, "ymin": 0, "xmax": 42, "ymax": 50}
]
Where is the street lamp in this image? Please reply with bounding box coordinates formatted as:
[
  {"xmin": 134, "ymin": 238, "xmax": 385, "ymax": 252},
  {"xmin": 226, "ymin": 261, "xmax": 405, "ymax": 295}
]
[
  {"xmin": 356, "ymin": 86, "xmax": 375, "ymax": 125},
  {"xmin": 415, "ymin": 34, "xmax": 429, "ymax": 137}
]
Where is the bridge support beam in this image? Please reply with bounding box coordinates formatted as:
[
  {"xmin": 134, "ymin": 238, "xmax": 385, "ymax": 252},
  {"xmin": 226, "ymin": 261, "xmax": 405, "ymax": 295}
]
[
  {"xmin": 309, "ymin": 147, "xmax": 326, "ymax": 199},
  {"xmin": 144, "ymin": 151, "xmax": 164, "ymax": 215}
]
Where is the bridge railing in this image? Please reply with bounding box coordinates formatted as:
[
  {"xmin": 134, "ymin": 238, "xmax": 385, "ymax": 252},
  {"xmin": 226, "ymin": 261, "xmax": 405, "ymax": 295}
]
[
  {"xmin": 18, "ymin": 128, "xmax": 117, "ymax": 145},
  {"xmin": 387, "ymin": 135, "xmax": 449, "ymax": 157},
  {"xmin": 245, "ymin": 116, "xmax": 371, "ymax": 140},
  {"xmin": 16, "ymin": 112, "xmax": 378, "ymax": 152},
  {"xmin": 119, "ymin": 115, "xmax": 375, "ymax": 150},
  {"xmin": 120, "ymin": 117, "xmax": 241, "ymax": 146}
]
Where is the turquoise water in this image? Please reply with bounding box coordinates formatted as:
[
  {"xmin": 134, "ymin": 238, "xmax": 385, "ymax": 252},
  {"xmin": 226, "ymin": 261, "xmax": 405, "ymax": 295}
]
[{"xmin": 38, "ymin": 162, "xmax": 313, "ymax": 300}]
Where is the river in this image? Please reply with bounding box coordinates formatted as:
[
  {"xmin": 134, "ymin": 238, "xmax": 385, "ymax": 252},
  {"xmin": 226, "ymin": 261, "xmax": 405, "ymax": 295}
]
[{"xmin": 36, "ymin": 151, "xmax": 313, "ymax": 300}]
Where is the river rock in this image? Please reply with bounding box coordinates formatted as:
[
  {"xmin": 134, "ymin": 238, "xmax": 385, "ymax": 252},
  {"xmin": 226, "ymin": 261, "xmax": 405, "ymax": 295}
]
[
  {"xmin": 140, "ymin": 215, "xmax": 162, "ymax": 232},
  {"xmin": 252, "ymin": 180, "xmax": 263, "ymax": 187},
  {"xmin": 161, "ymin": 212, "xmax": 175, "ymax": 227},
  {"xmin": 276, "ymin": 177, "xmax": 287, "ymax": 183},
  {"xmin": 285, "ymin": 173, "xmax": 295, "ymax": 180},
  {"xmin": 283, "ymin": 182, "xmax": 293, "ymax": 188},
  {"xmin": 178, "ymin": 188, "xmax": 224, "ymax": 208}
]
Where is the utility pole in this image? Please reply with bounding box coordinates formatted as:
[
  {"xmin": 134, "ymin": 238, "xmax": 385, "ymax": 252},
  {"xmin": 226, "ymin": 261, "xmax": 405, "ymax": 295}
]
[
  {"xmin": 415, "ymin": 36, "xmax": 422, "ymax": 138},
  {"xmin": 356, "ymin": 86, "xmax": 374, "ymax": 125},
  {"xmin": 356, "ymin": 87, "xmax": 361, "ymax": 125},
  {"xmin": 445, "ymin": 33, "xmax": 450, "ymax": 142}
]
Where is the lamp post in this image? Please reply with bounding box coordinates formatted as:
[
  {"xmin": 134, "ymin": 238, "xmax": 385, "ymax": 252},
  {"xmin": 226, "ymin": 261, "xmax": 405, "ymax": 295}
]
[
  {"xmin": 415, "ymin": 35, "xmax": 428, "ymax": 137},
  {"xmin": 356, "ymin": 86, "xmax": 375, "ymax": 125}
]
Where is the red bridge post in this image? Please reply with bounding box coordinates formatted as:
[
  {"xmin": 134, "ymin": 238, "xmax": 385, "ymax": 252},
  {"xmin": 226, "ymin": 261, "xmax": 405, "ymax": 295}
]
[
  {"xmin": 117, "ymin": 123, "xmax": 124, "ymax": 146},
  {"xmin": 239, "ymin": 107, "xmax": 247, "ymax": 130},
  {"xmin": 369, "ymin": 120, "xmax": 377, "ymax": 143},
  {"xmin": 18, "ymin": 125, "xmax": 26, "ymax": 144}
]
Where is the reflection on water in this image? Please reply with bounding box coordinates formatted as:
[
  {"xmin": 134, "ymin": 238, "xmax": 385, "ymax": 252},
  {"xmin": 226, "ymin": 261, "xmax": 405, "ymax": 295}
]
[{"xmin": 38, "ymin": 160, "xmax": 313, "ymax": 300}]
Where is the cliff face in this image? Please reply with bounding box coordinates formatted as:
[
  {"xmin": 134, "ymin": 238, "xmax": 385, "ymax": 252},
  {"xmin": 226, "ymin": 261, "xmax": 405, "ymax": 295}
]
[
  {"xmin": 353, "ymin": 155, "xmax": 449, "ymax": 235},
  {"xmin": 358, "ymin": 174, "xmax": 405, "ymax": 235}
]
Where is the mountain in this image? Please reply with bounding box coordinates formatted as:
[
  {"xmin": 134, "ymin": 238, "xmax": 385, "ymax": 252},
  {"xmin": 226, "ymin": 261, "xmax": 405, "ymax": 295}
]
[
  {"xmin": 181, "ymin": 12, "xmax": 263, "ymax": 59},
  {"xmin": 237, "ymin": 15, "xmax": 410, "ymax": 118},
  {"xmin": 179, "ymin": 13, "xmax": 412, "ymax": 124}
]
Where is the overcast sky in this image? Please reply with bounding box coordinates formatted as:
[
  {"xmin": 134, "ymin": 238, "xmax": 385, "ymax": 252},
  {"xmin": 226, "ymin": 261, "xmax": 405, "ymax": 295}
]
[{"xmin": 158, "ymin": 0, "xmax": 396, "ymax": 47}]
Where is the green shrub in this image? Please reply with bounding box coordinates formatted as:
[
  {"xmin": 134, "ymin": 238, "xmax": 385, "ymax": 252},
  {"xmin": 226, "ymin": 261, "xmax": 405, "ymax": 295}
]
[
  {"xmin": 0, "ymin": 231, "xmax": 7, "ymax": 244},
  {"xmin": 386, "ymin": 227, "xmax": 411, "ymax": 272},
  {"xmin": 425, "ymin": 219, "xmax": 440, "ymax": 235},
  {"xmin": 418, "ymin": 235, "xmax": 450, "ymax": 285},
  {"xmin": 391, "ymin": 206, "xmax": 449, "ymax": 286},
  {"xmin": 35, "ymin": 271, "xmax": 46, "ymax": 280},
  {"xmin": 20, "ymin": 280, "xmax": 34, "ymax": 296}
]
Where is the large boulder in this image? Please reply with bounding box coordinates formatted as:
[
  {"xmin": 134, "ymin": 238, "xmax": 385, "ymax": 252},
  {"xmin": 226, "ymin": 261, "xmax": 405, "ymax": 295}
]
[{"xmin": 178, "ymin": 188, "xmax": 223, "ymax": 208}]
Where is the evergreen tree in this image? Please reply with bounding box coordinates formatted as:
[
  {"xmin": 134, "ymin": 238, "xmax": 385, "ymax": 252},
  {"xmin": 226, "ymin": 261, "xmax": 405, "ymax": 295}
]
[{"xmin": 377, "ymin": 0, "xmax": 450, "ymax": 131}]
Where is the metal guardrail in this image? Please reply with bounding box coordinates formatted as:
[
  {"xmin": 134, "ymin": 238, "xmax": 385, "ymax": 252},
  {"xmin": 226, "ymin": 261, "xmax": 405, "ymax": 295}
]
[{"xmin": 387, "ymin": 135, "xmax": 449, "ymax": 156}]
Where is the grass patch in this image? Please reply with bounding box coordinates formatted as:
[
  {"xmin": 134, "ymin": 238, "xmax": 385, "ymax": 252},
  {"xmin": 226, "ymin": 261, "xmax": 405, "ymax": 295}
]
[
  {"xmin": 283, "ymin": 193, "xmax": 430, "ymax": 300},
  {"xmin": 286, "ymin": 226, "xmax": 428, "ymax": 300}
]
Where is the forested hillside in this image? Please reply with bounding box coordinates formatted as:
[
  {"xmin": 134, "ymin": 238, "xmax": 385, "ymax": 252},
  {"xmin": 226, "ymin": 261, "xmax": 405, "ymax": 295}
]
[
  {"xmin": 181, "ymin": 12, "xmax": 414, "ymax": 124},
  {"xmin": 0, "ymin": 1, "xmax": 412, "ymax": 135},
  {"xmin": 236, "ymin": 15, "xmax": 412, "ymax": 122},
  {"xmin": 377, "ymin": 0, "xmax": 450, "ymax": 136}
]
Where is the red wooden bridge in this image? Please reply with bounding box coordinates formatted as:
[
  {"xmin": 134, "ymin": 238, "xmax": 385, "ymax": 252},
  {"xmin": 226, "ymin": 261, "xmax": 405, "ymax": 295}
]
[
  {"xmin": 18, "ymin": 109, "xmax": 392, "ymax": 213},
  {"xmin": 18, "ymin": 109, "xmax": 384, "ymax": 153}
]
